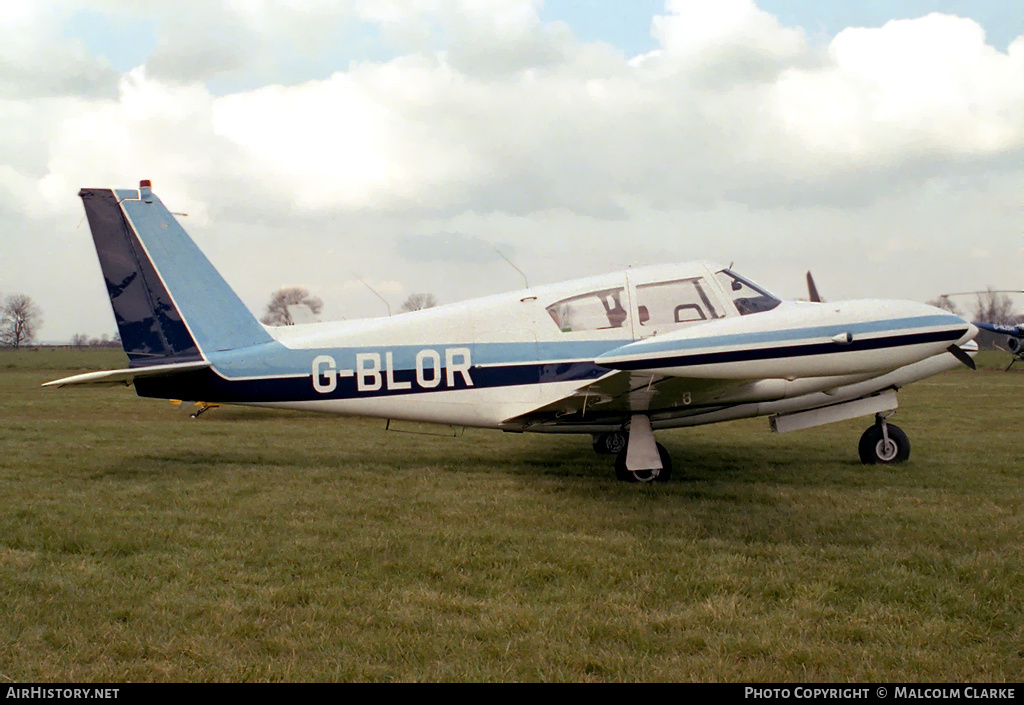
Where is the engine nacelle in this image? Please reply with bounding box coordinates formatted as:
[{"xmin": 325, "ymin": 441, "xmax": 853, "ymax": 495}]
[
  {"xmin": 1008, "ymin": 336, "xmax": 1022, "ymax": 353},
  {"xmin": 595, "ymin": 300, "xmax": 973, "ymax": 381}
]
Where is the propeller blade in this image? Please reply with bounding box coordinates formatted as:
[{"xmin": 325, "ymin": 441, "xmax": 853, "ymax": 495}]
[
  {"xmin": 946, "ymin": 344, "xmax": 976, "ymax": 370},
  {"xmin": 806, "ymin": 271, "xmax": 822, "ymax": 303}
]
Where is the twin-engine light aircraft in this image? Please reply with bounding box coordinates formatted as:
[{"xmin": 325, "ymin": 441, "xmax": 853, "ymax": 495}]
[{"xmin": 47, "ymin": 182, "xmax": 979, "ymax": 482}]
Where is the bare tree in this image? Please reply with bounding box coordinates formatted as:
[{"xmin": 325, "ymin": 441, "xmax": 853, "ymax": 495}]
[
  {"xmin": 0, "ymin": 294, "xmax": 43, "ymax": 348},
  {"xmin": 927, "ymin": 296, "xmax": 962, "ymax": 316},
  {"xmin": 973, "ymin": 287, "xmax": 1016, "ymax": 325},
  {"xmin": 399, "ymin": 293, "xmax": 438, "ymax": 313},
  {"xmin": 261, "ymin": 287, "xmax": 323, "ymax": 326},
  {"xmin": 70, "ymin": 333, "xmax": 90, "ymax": 348}
]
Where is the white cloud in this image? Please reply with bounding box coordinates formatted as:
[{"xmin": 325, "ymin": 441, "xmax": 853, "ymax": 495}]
[
  {"xmin": 653, "ymin": 0, "xmax": 807, "ymax": 63},
  {"xmin": 209, "ymin": 57, "xmax": 482, "ymax": 211},
  {"xmin": 773, "ymin": 14, "xmax": 1024, "ymax": 163},
  {"xmin": 0, "ymin": 4, "xmax": 119, "ymax": 99},
  {"xmin": 1, "ymin": 1, "xmax": 1022, "ymax": 340}
]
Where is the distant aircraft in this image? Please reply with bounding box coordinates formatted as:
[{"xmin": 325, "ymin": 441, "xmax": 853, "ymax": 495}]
[
  {"xmin": 974, "ymin": 322, "xmax": 1024, "ymax": 371},
  {"xmin": 46, "ymin": 181, "xmax": 979, "ymax": 482},
  {"xmin": 940, "ymin": 291, "xmax": 1023, "ymax": 371}
]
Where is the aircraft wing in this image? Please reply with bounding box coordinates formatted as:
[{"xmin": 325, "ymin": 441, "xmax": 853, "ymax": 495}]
[
  {"xmin": 501, "ymin": 369, "xmax": 751, "ymax": 431},
  {"xmin": 502, "ymin": 301, "xmax": 973, "ymax": 432},
  {"xmin": 42, "ymin": 361, "xmax": 211, "ymax": 388}
]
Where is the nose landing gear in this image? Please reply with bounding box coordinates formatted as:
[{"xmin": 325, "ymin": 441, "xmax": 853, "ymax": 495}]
[{"xmin": 859, "ymin": 412, "xmax": 910, "ymax": 464}]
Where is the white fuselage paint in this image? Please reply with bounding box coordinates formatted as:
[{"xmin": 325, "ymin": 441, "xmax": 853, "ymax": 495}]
[{"xmin": 205, "ymin": 262, "xmax": 975, "ymax": 434}]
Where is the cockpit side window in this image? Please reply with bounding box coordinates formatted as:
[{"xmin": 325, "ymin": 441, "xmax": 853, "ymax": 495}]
[
  {"xmin": 715, "ymin": 269, "xmax": 781, "ymax": 315},
  {"xmin": 635, "ymin": 278, "xmax": 721, "ymax": 328},
  {"xmin": 547, "ymin": 287, "xmax": 628, "ymax": 333}
]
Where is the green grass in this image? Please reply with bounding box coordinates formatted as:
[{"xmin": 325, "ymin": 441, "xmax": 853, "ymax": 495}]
[
  {"xmin": 0, "ymin": 347, "xmax": 128, "ymax": 371},
  {"xmin": 1, "ymin": 350, "xmax": 1022, "ymax": 681}
]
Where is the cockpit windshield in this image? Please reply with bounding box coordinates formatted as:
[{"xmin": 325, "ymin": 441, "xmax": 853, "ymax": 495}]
[{"xmin": 715, "ymin": 269, "xmax": 781, "ymax": 316}]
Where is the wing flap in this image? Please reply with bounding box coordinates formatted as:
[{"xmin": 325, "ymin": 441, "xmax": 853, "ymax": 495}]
[{"xmin": 42, "ymin": 361, "xmax": 211, "ymax": 388}]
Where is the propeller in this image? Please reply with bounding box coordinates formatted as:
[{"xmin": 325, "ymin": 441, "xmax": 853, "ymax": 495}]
[{"xmin": 945, "ymin": 344, "xmax": 976, "ymax": 370}]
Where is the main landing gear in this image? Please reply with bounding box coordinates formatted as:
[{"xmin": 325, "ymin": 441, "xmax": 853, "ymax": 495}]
[
  {"xmin": 597, "ymin": 409, "xmax": 911, "ymax": 480},
  {"xmin": 592, "ymin": 431, "xmax": 627, "ymax": 455},
  {"xmin": 615, "ymin": 443, "xmax": 672, "ymax": 483},
  {"xmin": 858, "ymin": 412, "xmax": 910, "ymax": 465},
  {"xmin": 595, "ymin": 415, "xmax": 673, "ymax": 483}
]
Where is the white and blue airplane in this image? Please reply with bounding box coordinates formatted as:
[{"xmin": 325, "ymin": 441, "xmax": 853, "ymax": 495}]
[{"xmin": 46, "ymin": 181, "xmax": 979, "ymax": 482}]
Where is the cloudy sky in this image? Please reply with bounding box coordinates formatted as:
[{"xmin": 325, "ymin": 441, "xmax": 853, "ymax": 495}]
[{"xmin": 2, "ymin": 0, "xmax": 1022, "ymax": 342}]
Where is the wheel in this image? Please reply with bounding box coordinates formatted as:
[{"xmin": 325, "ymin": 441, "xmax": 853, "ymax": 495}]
[
  {"xmin": 615, "ymin": 443, "xmax": 673, "ymax": 483},
  {"xmin": 593, "ymin": 431, "xmax": 628, "ymax": 455},
  {"xmin": 858, "ymin": 424, "xmax": 910, "ymax": 464}
]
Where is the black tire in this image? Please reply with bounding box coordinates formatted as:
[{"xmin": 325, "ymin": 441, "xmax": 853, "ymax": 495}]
[
  {"xmin": 593, "ymin": 431, "xmax": 628, "ymax": 455},
  {"xmin": 858, "ymin": 424, "xmax": 910, "ymax": 465},
  {"xmin": 615, "ymin": 443, "xmax": 673, "ymax": 483}
]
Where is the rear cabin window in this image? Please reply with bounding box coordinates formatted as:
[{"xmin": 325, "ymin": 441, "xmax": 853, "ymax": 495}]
[
  {"xmin": 714, "ymin": 269, "xmax": 781, "ymax": 315},
  {"xmin": 547, "ymin": 288, "xmax": 628, "ymax": 332},
  {"xmin": 635, "ymin": 278, "xmax": 721, "ymax": 328}
]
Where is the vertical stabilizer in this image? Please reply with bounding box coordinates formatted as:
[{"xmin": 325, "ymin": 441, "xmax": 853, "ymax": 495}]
[{"xmin": 79, "ymin": 183, "xmax": 271, "ymax": 364}]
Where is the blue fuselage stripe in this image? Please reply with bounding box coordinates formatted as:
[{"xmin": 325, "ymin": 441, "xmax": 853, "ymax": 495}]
[
  {"xmin": 604, "ymin": 328, "xmax": 966, "ymax": 371},
  {"xmin": 132, "ymin": 320, "xmax": 965, "ymax": 403},
  {"xmin": 134, "ymin": 359, "xmax": 608, "ymax": 402}
]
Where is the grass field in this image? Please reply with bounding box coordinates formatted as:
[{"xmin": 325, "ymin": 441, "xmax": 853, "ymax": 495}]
[{"xmin": 1, "ymin": 349, "xmax": 1021, "ymax": 682}]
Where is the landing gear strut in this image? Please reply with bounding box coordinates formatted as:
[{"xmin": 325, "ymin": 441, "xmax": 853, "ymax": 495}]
[
  {"xmin": 616, "ymin": 443, "xmax": 673, "ymax": 483},
  {"xmin": 858, "ymin": 412, "xmax": 910, "ymax": 464},
  {"xmin": 612, "ymin": 415, "xmax": 673, "ymax": 483}
]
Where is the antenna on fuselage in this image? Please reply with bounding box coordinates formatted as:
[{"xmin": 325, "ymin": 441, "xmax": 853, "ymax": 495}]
[
  {"xmin": 494, "ymin": 247, "xmax": 529, "ymax": 289},
  {"xmin": 358, "ymin": 278, "xmax": 392, "ymax": 317}
]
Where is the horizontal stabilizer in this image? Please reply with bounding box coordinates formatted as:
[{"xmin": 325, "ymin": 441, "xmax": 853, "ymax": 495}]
[{"xmin": 42, "ymin": 361, "xmax": 211, "ymax": 388}]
